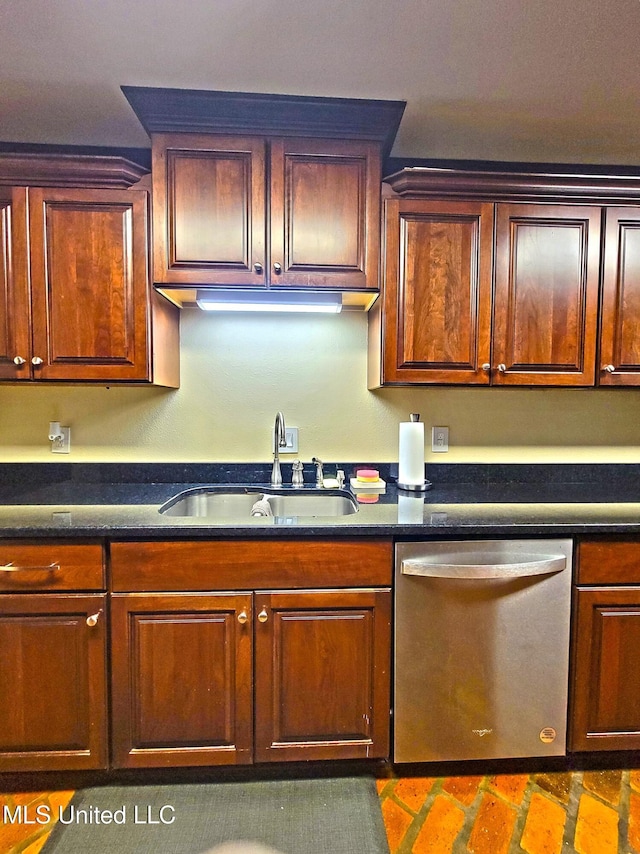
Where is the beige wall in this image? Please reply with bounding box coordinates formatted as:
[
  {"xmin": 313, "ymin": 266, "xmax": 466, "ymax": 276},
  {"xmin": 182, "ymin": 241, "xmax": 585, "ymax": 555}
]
[{"xmin": 1, "ymin": 310, "xmax": 640, "ymax": 464}]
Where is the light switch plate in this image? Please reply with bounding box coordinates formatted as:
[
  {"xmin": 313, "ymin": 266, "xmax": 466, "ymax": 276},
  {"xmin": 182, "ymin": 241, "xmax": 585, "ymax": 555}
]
[{"xmin": 273, "ymin": 427, "xmax": 299, "ymax": 454}]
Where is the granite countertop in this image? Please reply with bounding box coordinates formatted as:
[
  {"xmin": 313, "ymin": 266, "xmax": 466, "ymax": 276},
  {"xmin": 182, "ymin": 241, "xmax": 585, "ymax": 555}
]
[{"xmin": 0, "ymin": 462, "xmax": 640, "ymax": 539}]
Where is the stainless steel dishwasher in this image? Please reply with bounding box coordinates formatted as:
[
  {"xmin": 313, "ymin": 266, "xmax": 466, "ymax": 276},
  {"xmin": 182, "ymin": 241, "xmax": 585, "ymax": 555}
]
[{"xmin": 394, "ymin": 539, "xmax": 573, "ymax": 763}]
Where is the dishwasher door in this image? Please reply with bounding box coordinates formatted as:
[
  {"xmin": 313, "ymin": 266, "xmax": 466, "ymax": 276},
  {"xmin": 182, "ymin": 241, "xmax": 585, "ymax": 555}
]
[{"xmin": 394, "ymin": 539, "xmax": 573, "ymax": 763}]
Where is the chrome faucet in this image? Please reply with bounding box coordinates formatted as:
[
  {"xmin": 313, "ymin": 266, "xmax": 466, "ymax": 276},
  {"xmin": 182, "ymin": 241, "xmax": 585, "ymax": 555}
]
[{"xmin": 271, "ymin": 411, "xmax": 287, "ymax": 487}]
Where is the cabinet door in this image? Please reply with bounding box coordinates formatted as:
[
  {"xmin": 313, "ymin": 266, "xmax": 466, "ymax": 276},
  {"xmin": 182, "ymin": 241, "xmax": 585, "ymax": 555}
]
[
  {"xmin": 111, "ymin": 593, "xmax": 253, "ymax": 768},
  {"xmin": 378, "ymin": 198, "xmax": 493, "ymax": 384},
  {"xmin": 254, "ymin": 589, "xmax": 391, "ymax": 762},
  {"xmin": 493, "ymin": 204, "xmax": 601, "ymax": 385},
  {"xmin": 0, "ymin": 187, "xmax": 31, "ymax": 380},
  {"xmin": 571, "ymin": 586, "xmax": 640, "ymax": 751},
  {"xmin": 0, "ymin": 593, "xmax": 107, "ymax": 771},
  {"xmin": 152, "ymin": 133, "xmax": 266, "ymax": 286},
  {"xmin": 269, "ymin": 138, "xmax": 380, "ymax": 290},
  {"xmin": 28, "ymin": 187, "xmax": 153, "ymax": 381},
  {"xmin": 599, "ymin": 208, "xmax": 640, "ymax": 385}
]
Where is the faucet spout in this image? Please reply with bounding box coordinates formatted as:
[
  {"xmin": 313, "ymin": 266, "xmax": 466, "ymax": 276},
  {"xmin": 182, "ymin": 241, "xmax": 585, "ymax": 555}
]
[{"xmin": 271, "ymin": 411, "xmax": 287, "ymax": 487}]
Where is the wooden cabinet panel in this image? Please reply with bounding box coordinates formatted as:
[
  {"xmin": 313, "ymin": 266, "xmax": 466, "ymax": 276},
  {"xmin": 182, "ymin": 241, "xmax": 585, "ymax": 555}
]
[
  {"xmin": 152, "ymin": 133, "xmax": 266, "ymax": 286},
  {"xmin": 577, "ymin": 538, "xmax": 640, "ymax": 585},
  {"xmin": 270, "ymin": 138, "xmax": 379, "ymax": 289},
  {"xmin": 110, "ymin": 538, "xmax": 392, "ymax": 592},
  {"xmin": 0, "ymin": 541, "xmax": 104, "ymax": 592},
  {"xmin": 0, "ymin": 593, "xmax": 107, "ymax": 771},
  {"xmin": 254, "ymin": 589, "xmax": 391, "ymax": 762},
  {"xmin": 111, "ymin": 592, "xmax": 253, "ymax": 768},
  {"xmin": 152, "ymin": 134, "xmax": 380, "ymax": 292},
  {"xmin": 572, "ymin": 587, "xmax": 640, "ymax": 751},
  {"xmin": 374, "ymin": 198, "xmax": 493, "ymax": 384},
  {"xmin": 0, "ymin": 188, "xmax": 30, "ymax": 380},
  {"xmin": 493, "ymin": 204, "xmax": 601, "ymax": 385},
  {"xmin": 600, "ymin": 208, "xmax": 640, "ymax": 385},
  {"xmin": 27, "ymin": 187, "xmax": 157, "ymax": 382}
]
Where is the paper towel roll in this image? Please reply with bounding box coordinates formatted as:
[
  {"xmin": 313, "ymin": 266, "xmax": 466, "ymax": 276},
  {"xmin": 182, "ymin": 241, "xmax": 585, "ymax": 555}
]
[{"xmin": 398, "ymin": 418, "xmax": 425, "ymax": 488}]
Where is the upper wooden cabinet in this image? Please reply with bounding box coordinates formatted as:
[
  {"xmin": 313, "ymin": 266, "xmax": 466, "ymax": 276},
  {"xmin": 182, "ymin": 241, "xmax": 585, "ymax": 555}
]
[
  {"xmin": 492, "ymin": 203, "xmax": 601, "ymax": 387},
  {"xmin": 370, "ymin": 198, "xmax": 494, "ymax": 385},
  {"xmin": 151, "ymin": 133, "xmax": 380, "ymax": 294},
  {"xmin": 0, "ymin": 154, "xmax": 179, "ymax": 385},
  {"xmin": 122, "ymin": 86, "xmax": 406, "ymax": 307},
  {"xmin": 371, "ymin": 167, "xmax": 640, "ymax": 387},
  {"xmin": 600, "ymin": 208, "xmax": 640, "ymax": 385}
]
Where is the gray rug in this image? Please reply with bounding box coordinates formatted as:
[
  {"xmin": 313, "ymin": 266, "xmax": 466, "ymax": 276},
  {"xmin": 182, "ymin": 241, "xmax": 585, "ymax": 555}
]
[{"xmin": 42, "ymin": 776, "xmax": 389, "ymax": 854}]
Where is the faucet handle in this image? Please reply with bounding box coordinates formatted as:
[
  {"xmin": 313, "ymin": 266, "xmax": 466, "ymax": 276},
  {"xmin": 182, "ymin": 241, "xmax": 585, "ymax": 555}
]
[
  {"xmin": 292, "ymin": 459, "xmax": 304, "ymax": 487},
  {"xmin": 311, "ymin": 457, "xmax": 324, "ymax": 486}
]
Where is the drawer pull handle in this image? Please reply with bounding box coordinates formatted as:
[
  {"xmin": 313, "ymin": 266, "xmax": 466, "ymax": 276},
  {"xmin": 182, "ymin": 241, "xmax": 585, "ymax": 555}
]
[
  {"xmin": 257, "ymin": 608, "xmax": 269, "ymax": 623},
  {"xmin": 0, "ymin": 562, "xmax": 60, "ymax": 573},
  {"xmin": 237, "ymin": 610, "xmax": 249, "ymax": 624},
  {"xmin": 86, "ymin": 610, "xmax": 102, "ymax": 627}
]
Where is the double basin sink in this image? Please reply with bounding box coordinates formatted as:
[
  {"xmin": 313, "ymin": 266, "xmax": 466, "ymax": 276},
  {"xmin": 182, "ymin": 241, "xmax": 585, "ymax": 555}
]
[{"xmin": 159, "ymin": 485, "xmax": 359, "ymax": 520}]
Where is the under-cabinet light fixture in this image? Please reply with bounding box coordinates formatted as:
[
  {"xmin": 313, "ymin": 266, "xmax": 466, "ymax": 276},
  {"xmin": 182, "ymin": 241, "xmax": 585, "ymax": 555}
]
[{"xmin": 196, "ymin": 291, "xmax": 343, "ymax": 314}]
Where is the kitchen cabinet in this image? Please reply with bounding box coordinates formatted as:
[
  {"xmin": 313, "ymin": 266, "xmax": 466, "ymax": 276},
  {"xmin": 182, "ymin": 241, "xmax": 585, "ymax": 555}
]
[
  {"xmin": 151, "ymin": 133, "xmax": 381, "ymax": 293},
  {"xmin": 599, "ymin": 208, "xmax": 640, "ymax": 385},
  {"xmin": 370, "ymin": 190, "xmax": 601, "ymax": 387},
  {"xmin": 110, "ymin": 539, "xmax": 392, "ymax": 768},
  {"xmin": 0, "ymin": 541, "xmax": 107, "ymax": 772},
  {"xmin": 368, "ymin": 197, "xmax": 494, "ymax": 385},
  {"xmin": 371, "ymin": 167, "xmax": 640, "ymax": 388},
  {"xmin": 571, "ymin": 538, "xmax": 640, "ymax": 751},
  {"xmin": 0, "ymin": 155, "xmax": 179, "ymax": 385}
]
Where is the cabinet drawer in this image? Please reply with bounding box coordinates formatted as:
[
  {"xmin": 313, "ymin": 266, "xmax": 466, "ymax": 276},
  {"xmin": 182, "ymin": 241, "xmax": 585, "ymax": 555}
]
[
  {"xmin": 577, "ymin": 538, "xmax": 640, "ymax": 585},
  {"xmin": 0, "ymin": 541, "xmax": 105, "ymax": 591},
  {"xmin": 111, "ymin": 539, "xmax": 393, "ymax": 592}
]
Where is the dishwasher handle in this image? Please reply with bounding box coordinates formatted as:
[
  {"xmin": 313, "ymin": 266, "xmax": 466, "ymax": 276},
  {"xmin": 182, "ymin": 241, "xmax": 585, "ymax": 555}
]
[{"xmin": 401, "ymin": 553, "xmax": 567, "ymax": 580}]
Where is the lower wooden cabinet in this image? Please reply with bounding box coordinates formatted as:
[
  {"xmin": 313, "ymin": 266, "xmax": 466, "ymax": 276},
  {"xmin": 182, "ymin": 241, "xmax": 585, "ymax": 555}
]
[
  {"xmin": 0, "ymin": 540, "xmax": 107, "ymax": 772},
  {"xmin": 253, "ymin": 589, "xmax": 391, "ymax": 762},
  {"xmin": 109, "ymin": 538, "xmax": 393, "ymax": 768},
  {"xmin": 0, "ymin": 593, "xmax": 107, "ymax": 771},
  {"xmin": 571, "ymin": 539, "xmax": 640, "ymax": 751},
  {"xmin": 111, "ymin": 587, "xmax": 391, "ymax": 767}
]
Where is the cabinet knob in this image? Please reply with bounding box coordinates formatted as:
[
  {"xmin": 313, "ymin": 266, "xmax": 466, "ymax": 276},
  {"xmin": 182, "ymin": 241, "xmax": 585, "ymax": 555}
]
[
  {"xmin": 237, "ymin": 610, "xmax": 249, "ymax": 624},
  {"xmin": 603, "ymin": 364, "xmax": 616, "ymax": 373},
  {"xmin": 258, "ymin": 608, "xmax": 269, "ymax": 623},
  {"xmin": 273, "ymin": 263, "xmax": 282, "ymax": 275},
  {"xmin": 497, "ymin": 363, "xmax": 507, "ymax": 373},
  {"xmin": 86, "ymin": 610, "xmax": 101, "ymax": 627},
  {"xmin": 31, "ymin": 357, "xmax": 44, "ymax": 366},
  {"xmin": 481, "ymin": 363, "xmax": 491, "ymax": 372},
  {"xmin": 253, "ymin": 262, "xmax": 263, "ymax": 274},
  {"xmin": 13, "ymin": 356, "xmax": 26, "ymax": 366}
]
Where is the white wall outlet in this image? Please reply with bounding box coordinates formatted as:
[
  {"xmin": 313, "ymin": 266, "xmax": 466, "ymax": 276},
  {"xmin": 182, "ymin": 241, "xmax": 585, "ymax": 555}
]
[
  {"xmin": 51, "ymin": 426, "xmax": 71, "ymax": 454},
  {"xmin": 432, "ymin": 426, "xmax": 449, "ymax": 452},
  {"xmin": 273, "ymin": 427, "xmax": 299, "ymax": 454}
]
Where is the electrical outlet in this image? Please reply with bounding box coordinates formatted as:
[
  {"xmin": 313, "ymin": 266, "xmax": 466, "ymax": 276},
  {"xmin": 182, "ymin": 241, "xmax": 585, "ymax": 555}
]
[
  {"xmin": 432, "ymin": 426, "xmax": 449, "ymax": 452},
  {"xmin": 51, "ymin": 426, "xmax": 71, "ymax": 454}
]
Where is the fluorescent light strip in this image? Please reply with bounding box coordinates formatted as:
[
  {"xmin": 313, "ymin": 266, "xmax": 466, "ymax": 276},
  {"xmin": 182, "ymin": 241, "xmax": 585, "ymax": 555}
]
[{"xmin": 196, "ymin": 292, "xmax": 343, "ymax": 314}]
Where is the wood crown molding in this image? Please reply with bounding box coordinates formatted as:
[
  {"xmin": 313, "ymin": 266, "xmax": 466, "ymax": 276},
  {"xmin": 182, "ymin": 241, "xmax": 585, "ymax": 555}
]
[
  {"xmin": 385, "ymin": 166, "xmax": 640, "ymax": 204},
  {"xmin": 121, "ymin": 86, "xmax": 406, "ymax": 158},
  {"xmin": 0, "ymin": 153, "xmax": 149, "ymax": 188}
]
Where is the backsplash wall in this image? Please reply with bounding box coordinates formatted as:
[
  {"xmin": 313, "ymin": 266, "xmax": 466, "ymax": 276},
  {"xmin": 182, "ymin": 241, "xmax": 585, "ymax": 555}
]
[{"xmin": 1, "ymin": 311, "xmax": 639, "ymax": 464}]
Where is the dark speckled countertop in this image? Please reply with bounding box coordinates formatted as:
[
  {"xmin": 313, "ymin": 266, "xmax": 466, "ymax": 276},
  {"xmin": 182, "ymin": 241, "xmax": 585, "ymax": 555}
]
[{"xmin": 0, "ymin": 462, "xmax": 640, "ymax": 539}]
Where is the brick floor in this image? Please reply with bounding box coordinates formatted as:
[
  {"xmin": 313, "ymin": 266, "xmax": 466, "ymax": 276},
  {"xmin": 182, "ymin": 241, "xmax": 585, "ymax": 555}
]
[{"xmin": 379, "ymin": 769, "xmax": 640, "ymax": 854}]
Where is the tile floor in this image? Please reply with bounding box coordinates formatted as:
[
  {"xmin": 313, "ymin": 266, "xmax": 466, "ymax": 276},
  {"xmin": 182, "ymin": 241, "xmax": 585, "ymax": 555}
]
[{"xmin": 1, "ymin": 770, "xmax": 639, "ymax": 853}]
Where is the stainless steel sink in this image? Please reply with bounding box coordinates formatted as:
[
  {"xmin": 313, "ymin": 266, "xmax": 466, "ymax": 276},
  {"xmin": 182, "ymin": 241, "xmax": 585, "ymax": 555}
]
[{"xmin": 159, "ymin": 486, "xmax": 359, "ymax": 518}]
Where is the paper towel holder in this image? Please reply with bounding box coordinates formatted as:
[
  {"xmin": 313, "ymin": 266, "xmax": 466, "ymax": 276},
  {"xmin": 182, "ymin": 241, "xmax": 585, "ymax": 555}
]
[{"xmin": 397, "ymin": 413, "xmax": 433, "ymax": 492}]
